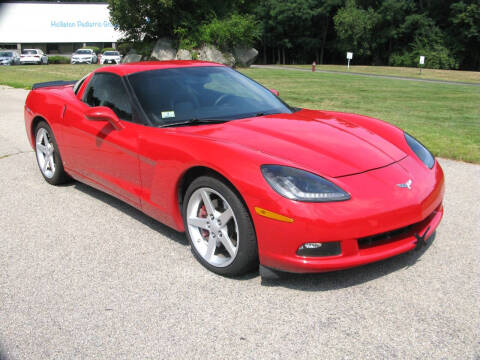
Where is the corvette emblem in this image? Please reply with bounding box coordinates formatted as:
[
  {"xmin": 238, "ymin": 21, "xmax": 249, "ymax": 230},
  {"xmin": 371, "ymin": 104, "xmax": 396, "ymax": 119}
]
[{"xmin": 396, "ymin": 179, "xmax": 412, "ymax": 190}]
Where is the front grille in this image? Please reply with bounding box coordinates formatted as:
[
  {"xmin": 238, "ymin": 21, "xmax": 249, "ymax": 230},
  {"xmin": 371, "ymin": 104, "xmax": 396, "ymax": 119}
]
[{"xmin": 358, "ymin": 224, "xmax": 413, "ymax": 249}]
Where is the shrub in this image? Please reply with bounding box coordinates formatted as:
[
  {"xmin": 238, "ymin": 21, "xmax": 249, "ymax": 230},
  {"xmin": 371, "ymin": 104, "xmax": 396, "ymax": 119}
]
[
  {"xmin": 389, "ymin": 42, "xmax": 458, "ymax": 69},
  {"xmin": 134, "ymin": 42, "xmax": 154, "ymax": 58},
  {"xmin": 198, "ymin": 14, "xmax": 261, "ymax": 50},
  {"xmin": 116, "ymin": 42, "xmax": 134, "ymax": 55},
  {"xmin": 82, "ymin": 46, "xmax": 100, "ymax": 54},
  {"xmin": 47, "ymin": 56, "xmax": 70, "ymax": 64},
  {"xmin": 116, "ymin": 42, "xmax": 153, "ymax": 58}
]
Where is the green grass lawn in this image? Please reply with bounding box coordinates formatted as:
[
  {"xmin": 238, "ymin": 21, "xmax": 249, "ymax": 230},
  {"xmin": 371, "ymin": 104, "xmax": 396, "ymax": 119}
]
[
  {"xmin": 0, "ymin": 64, "xmax": 100, "ymax": 89},
  {"xmin": 1, "ymin": 64, "xmax": 479, "ymax": 163},
  {"xmin": 282, "ymin": 64, "xmax": 480, "ymax": 84}
]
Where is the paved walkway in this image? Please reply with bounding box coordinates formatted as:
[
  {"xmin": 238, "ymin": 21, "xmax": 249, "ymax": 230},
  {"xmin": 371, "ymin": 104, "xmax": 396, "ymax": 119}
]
[{"xmin": 251, "ymin": 65, "xmax": 480, "ymax": 86}]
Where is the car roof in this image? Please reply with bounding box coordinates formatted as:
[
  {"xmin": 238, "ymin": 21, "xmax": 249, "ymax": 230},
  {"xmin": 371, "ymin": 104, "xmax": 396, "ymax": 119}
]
[{"xmin": 95, "ymin": 60, "xmax": 226, "ymax": 76}]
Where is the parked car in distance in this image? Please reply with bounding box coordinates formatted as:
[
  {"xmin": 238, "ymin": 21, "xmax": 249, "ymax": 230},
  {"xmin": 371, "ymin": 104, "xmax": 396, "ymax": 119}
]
[
  {"xmin": 20, "ymin": 49, "xmax": 48, "ymax": 65},
  {"xmin": 100, "ymin": 51, "xmax": 122, "ymax": 64},
  {"xmin": 0, "ymin": 50, "xmax": 20, "ymax": 65},
  {"xmin": 71, "ymin": 49, "xmax": 97, "ymax": 64}
]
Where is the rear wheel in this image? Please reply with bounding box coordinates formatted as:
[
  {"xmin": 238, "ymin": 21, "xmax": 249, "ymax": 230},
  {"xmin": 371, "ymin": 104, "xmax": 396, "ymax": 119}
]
[
  {"xmin": 34, "ymin": 121, "xmax": 70, "ymax": 185},
  {"xmin": 183, "ymin": 176, "xmax": 258, "ymax": 276}
]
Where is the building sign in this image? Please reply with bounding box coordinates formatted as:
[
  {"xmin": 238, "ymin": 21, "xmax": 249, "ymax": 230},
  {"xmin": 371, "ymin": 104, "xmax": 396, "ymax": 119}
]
[{"xmin": 0, "ymin": 2, "xmax": 122, "ymax": 43}]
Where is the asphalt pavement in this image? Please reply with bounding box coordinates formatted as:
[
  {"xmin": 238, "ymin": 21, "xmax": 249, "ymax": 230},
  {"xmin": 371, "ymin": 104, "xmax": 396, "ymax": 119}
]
[{"xmin": 0, "ymin": 85, "xmax": 479, "ymax": 359}]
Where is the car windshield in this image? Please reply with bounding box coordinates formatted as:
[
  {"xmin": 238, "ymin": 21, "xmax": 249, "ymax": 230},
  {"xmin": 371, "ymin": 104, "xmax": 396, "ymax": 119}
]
[
  {"xmin": 104, "ymin": 51, "xmax": 119, "ymax": 56},
  {"xmin": 128, "ymin": 66, "xmax": 293, "ymax": 126},
  {"xmin": 0, "ymin": 52, "xmax": 13, "ymax": 57},
  {"xmin": 22, "ymin": 50, "xmax": 37, "ymax": 55},
  {"xmin": 76, "ymin": 50, "xmax": 91, "ymax": 54}
]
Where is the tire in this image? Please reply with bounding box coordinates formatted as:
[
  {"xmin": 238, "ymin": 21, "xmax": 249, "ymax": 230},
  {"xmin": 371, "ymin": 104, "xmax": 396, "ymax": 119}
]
[
  {"xmin": 34, "ymin": 121, "xmax": 70, "ymax": 185},
  {"xmin": 183, "ymin": 175, "xmax": 258, "ymax": 276}
]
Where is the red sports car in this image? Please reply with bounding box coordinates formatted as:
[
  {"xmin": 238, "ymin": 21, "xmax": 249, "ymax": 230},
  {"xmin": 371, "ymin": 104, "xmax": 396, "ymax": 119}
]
[{"xmin": 24, "ymin": 61, "xmax": 444, "ymax": 278}]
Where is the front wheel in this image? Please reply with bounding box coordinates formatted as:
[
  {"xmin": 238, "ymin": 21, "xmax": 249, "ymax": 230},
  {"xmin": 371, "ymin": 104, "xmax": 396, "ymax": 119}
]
[
  {"xmin": 34, "ymin": 121, "xmax": 70, "ymax": 185},
  {"xmin": 183, "ymin": 176, "xmax": 258, "ymax": 276}
]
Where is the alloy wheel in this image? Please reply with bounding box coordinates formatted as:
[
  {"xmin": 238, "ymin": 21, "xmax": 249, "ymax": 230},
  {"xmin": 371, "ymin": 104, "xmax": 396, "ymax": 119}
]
[
  {"xmin": 186, "ymin": 187, "xmax": 239, "ymax": 268},
  {"xmin": 35, "ymin": 127, "xmax": 56, "ymax": 178}
]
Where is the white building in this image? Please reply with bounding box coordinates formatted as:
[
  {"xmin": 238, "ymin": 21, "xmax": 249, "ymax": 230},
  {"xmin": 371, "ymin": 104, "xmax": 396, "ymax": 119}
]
[{"xmin": 0, "ymin": 2, "xmax": 122, "ymax": 54}]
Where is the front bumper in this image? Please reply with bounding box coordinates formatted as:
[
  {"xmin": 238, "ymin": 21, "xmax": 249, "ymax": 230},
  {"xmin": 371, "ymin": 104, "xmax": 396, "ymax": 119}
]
[
  {"xmin": 71, "ymin": 58, "xmax": 93, "ymax": 64},
  {"xmin": 261, "ymin": 204, "xmax": 442, "ymax": 273},
  {"xmin": 20, "ymin": 59, "xmax": 41, "ymax": 64},
  {"xmin": 101, "ymin": 58, "xmax": 119, "ymax": 64},
  {"xmin": 253, "ymin": 157, "xmax": 445, "ymax": 273}
]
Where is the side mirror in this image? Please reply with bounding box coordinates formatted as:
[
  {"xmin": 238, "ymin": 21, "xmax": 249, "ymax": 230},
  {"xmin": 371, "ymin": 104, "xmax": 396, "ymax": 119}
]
[
  {"xmin": 85, "ymin": 106, "xmax": 124, "ymax": 130},
  {"xmin": 270, "ymin": 88, "xmax": 279, "ymax": 96}
]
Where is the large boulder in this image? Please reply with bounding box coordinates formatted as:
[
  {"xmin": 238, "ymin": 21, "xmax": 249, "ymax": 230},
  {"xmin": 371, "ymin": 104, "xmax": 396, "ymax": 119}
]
[
  {"xmin": 176, "ymin": 49, "xmax": 192, "ymax": 60},
  {"xmin": 233, "ymin": 47, "xmax": 258, "ymax": 67},
  {"xmin": 151, "ymin": 38, "xmax": 176, "ymax": 60},
  {"xmin": 121, "ymin": 50, "xmax": 142, "ymax": 63},
  {"xmin": 197, "ymin": 45, "xmax": 235, "ymax": 66}
]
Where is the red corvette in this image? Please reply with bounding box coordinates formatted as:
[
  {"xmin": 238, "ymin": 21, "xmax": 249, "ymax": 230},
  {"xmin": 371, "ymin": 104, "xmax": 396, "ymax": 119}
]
[{"xmin": 24, "ymin": 61, "xmax": 444, "ymax": 278}]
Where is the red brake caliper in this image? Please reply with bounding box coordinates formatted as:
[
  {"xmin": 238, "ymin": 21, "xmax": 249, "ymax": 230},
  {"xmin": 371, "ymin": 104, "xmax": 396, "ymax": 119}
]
[{"xmin": 198, "ymin": 205, "xmax": 209, "ymax": 240}]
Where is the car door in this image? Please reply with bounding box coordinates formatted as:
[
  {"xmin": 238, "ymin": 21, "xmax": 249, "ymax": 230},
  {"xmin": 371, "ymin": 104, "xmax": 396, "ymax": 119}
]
[
  {"xmin": 40, "ymin": 50, "xmax": 47, "ymax": 64},
  {"xmin": 61, "ymin": 72, "xmax": 143, "ymax": 207}
]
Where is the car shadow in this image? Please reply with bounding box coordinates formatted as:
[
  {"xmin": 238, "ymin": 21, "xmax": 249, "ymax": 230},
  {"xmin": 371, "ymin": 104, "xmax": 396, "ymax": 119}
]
[
  {"xmin": 63, "ymin": 180, "xmax": 435, "ymax": 289},
  {"xmin": 260, "ymin": 232, "xmax": 436, "ymax": 290},
  {"xmin": 70, "ymin": 181, "xmax": 188, "ymax": 247}
]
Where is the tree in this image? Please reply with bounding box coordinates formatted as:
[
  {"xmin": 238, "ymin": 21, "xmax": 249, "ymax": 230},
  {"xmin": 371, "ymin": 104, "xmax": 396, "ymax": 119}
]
[
  {"xmin": 450, "ymin": 1, "xmax": 480, "ymax": 69},
  {"xmin": 254, "ymin": 0, "xmax": 341, "ymax": 64},
  {"xmin": 106, "ymin": 0, "xmax": 478, "ymax": 69},
  {"xmin": 389, "ymin": 13, "xmax": 457, "ymax": 69},
  {"xmin": 374, "ymin": 0, "xmax": 414, "ymax": 64},
  {"xmin": 198, "ymin": 14, "xmax": 261, "ymax": 50},
  {"xmin": 334, "ymin": 0, "xmax": 380, "ymax": 60},
  {"xmin": 107, "ymin": 0, "xmax": 254, "ymax": 44}
]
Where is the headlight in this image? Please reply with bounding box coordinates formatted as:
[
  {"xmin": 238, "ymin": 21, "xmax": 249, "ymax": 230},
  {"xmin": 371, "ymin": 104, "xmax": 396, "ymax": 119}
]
[
  {"xmin": 261, "ymin": 165, "xmax": 350, "ymax": 202},
  {"xmin": 404, "ymin": 132, "xmax": 434, "ymax": 169}
]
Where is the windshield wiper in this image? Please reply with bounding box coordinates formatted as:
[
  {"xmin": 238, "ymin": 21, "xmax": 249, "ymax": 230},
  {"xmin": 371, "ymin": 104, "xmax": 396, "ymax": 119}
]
[
  {"xmin": 160, "ymin": 117, "xmax": 232, "ymax": 128},
  {"xmin": 249, "ymin": 111, "xmax": 283, "ymax": 117}
]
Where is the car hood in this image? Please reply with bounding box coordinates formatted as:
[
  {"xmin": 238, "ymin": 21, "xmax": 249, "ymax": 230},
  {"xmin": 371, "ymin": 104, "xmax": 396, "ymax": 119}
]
[{"xmin": 179, "ymin": 109, "xmax": 406, "ymax": 178}]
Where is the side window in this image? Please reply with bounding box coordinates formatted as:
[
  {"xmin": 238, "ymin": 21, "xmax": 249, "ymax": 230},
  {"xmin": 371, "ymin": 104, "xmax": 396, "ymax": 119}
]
[
  {"xmin": 73, "ymin": 73, "xmax": 89, "ymax": 95},
  {"xmin": 83, "ymin": 73, "xmax": 133, "ymax": 122}
]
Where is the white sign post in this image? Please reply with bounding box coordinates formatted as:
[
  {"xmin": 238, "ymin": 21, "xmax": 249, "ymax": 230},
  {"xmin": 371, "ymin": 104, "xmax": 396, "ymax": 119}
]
[
  {"xmin": 346, "ymin": 52, "xmax": 353, "ymax": 69},
  {"xmin": 419, "ymin": 56, "xmax": 425, "ymax": 74}
]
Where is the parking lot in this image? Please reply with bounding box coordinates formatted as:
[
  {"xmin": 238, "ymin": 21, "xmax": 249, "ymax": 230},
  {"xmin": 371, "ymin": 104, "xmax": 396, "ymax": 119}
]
[{"xmin": 0, "ymin": 85, "xmax": 479, "ymax": 359}]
